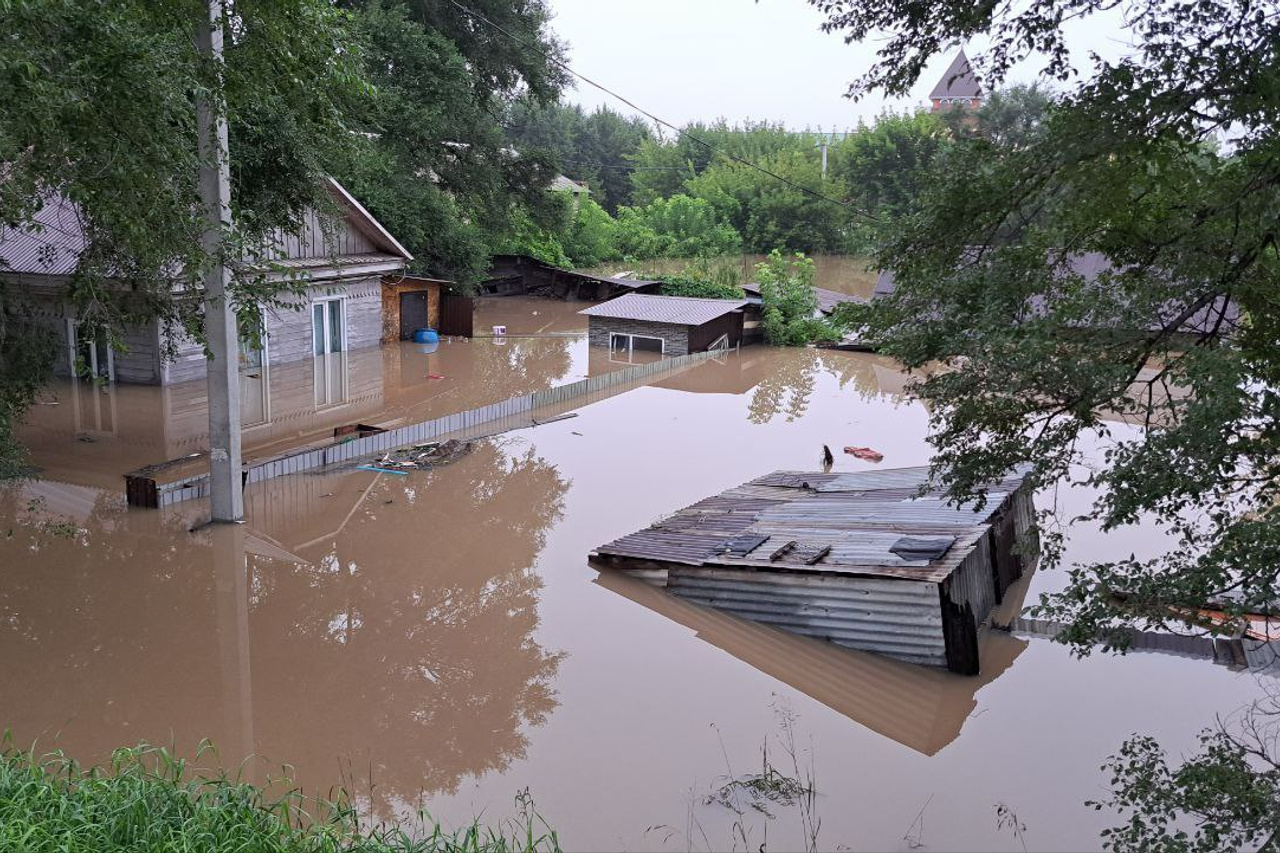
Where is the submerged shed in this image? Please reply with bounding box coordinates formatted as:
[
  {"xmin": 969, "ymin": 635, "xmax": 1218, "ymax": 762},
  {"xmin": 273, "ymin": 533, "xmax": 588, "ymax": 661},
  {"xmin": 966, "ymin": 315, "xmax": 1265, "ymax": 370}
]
[
  {"xmin": 580, "ymin": 293, "xmax": 747, "ymax": 358},
  {"xmin": 589, "ymin": 465, "xmax": 1037, "ymax": 674}
]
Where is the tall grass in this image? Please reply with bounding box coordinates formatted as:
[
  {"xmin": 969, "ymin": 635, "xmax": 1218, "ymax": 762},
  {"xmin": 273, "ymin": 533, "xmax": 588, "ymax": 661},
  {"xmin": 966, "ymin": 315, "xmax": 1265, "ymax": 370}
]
[{"xmin": 0, "ymin": 742, "xmax": 560, "ymax": 852}]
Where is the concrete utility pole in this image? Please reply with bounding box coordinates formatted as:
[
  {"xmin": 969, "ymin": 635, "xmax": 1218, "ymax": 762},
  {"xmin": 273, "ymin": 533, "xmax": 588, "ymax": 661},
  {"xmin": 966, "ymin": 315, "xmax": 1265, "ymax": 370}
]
[{"xmin": 196, "ymin": 0, "xmax": 243, "ymax": 522}]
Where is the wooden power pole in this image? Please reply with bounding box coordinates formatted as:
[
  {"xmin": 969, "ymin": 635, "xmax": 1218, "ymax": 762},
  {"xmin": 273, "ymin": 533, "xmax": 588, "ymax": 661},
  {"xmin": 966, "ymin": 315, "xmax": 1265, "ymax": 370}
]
[{"xmin": 196, "ymin": 0, "xmax": 243, "ymax": 522}]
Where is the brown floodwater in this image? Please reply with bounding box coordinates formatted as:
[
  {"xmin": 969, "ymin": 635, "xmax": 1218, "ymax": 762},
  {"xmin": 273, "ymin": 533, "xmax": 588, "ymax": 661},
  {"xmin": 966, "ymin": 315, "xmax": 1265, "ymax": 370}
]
[
  {"xmin": 1, "ymin": 338, "xmax": 1271, "ymax": 851},
  {"xmin": 581, "ymin": 253, "xmax": 882, "ymax": 300},
  {"xmin": 19, "ymin": 298, "xmax": 589, "ymax": 488}
]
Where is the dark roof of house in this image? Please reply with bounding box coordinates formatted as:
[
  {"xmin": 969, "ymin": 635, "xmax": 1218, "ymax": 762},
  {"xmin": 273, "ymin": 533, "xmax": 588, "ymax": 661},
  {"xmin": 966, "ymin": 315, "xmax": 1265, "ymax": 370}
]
[
  {"xmin": 872, "ymin": 251, "xmax": 1239, "ymax": 336},
  {"xmin": 929, "ymin": 49, "xmax": 982, "ymax": 100},
  {"xmin": 741, "ymin": 282, "xmax": 862, "ymax": 315},
  {"xmin": 579, "ymin": 293, "xmax": 747, "ymax": 326},
  {"xmin": 566, "ymin": 270, "xmax": 663, "ymax": 291}
]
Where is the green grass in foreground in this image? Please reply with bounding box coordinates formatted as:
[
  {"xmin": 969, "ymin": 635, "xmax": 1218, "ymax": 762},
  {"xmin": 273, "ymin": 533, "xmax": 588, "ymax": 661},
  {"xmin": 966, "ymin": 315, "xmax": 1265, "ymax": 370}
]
[{"xmin": 0, "ymin": 742, "xmax": 560, "ymax": 852}]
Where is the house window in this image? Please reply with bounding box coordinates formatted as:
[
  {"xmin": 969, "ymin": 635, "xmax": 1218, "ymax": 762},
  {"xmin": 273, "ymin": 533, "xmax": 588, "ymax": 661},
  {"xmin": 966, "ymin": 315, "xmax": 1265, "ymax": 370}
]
[
  {"xmin": 66, "ymin": 319, "xmax": 114, "ymax": 382},
  {"xmin": 609, "ymin": 332, "xmax": 665, "ymax": 364},
  {"xmin": 239, "ymin": 323, "xmax": 269, "ymax": 428},
  {"xmin": 312, "ymin": 298, "xmax": 345, "ymax": 356}
]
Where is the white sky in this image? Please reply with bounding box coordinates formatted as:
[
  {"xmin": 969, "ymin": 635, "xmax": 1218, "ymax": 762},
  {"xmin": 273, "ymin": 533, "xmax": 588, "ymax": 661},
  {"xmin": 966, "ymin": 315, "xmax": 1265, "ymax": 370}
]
[{"xmin": 545, "ymin": 0, "xmax": 1135, "ymax": 130}]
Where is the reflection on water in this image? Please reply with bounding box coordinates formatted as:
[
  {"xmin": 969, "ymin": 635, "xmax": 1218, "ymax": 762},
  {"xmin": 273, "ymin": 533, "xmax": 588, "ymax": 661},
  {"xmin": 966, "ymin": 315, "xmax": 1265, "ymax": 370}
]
[
  {"xmin": 596, "ymin": 570, "xmax": 1029, "ymax": 756},
  {"xmin": 0, "ymin": 438, "xmax": 567, "ymax": 815},
  {"xmin": 19, "ymin": 302, "xmax": 586, "ymax": 490}
]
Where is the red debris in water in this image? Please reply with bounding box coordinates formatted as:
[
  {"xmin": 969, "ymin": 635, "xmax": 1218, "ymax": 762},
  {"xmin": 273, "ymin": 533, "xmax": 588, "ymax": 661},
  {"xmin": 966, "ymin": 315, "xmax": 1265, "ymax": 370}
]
[{"xmin": 843, "ymin": 446, "xmax": 884, "ymax": 463}]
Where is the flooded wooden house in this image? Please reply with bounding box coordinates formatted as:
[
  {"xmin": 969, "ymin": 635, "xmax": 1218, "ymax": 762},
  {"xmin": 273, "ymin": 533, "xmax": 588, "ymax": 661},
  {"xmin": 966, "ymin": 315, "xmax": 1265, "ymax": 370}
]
[
  {"xmin": 1, "ymin": 178, "xmax": 412, "ymax": 386},
  {"xmin": 580, "ymin": 293, "xmax": 747, "ymax": 359},
  {"xmin": 590, "ymin": 466, "xmax": 1037, "ymax": 674}
]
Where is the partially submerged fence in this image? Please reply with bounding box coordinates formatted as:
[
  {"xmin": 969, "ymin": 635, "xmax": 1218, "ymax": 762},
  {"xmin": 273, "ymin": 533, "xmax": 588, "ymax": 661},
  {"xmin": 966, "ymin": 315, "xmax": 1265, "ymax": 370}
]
[{"xmin": 126, "ymin": 349, "xmax": 719, "ymax": 508}]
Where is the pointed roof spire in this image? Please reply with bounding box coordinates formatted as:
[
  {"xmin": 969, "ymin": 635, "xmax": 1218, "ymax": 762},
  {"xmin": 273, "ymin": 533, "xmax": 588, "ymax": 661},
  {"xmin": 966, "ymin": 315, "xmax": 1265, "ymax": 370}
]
[{"xmin": 929, "ymin": 49, "xmax": 982, "ymax": 100}]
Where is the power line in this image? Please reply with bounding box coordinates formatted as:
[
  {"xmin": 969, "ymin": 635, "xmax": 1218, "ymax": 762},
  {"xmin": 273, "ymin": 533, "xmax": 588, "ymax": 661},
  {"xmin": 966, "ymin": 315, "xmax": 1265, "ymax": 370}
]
[{"xmin": 447, "ymin": 0, "xmax": 877, "ymax": 221}]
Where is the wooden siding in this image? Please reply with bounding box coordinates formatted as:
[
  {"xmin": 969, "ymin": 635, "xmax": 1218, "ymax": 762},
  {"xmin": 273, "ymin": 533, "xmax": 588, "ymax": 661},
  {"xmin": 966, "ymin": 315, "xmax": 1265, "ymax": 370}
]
[
  {"xmin": 687, "ymin": 310, "xmax": 744, "ymax": 351},
  {"xmin": 157, "ymin": 277, "xmax": 382, "ymax": 386},
  {"xmin": 259, "ymin": 208, "xmax": 376, "ymax": 261}
]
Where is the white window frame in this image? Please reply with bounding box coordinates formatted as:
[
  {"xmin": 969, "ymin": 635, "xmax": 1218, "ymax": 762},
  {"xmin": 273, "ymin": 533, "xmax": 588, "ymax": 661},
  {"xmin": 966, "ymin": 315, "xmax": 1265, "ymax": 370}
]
[
  {"xmin": 239, "ymin": 323, "xmax": 271, "ymax": 429},
  {"xmin": 312, "ymin": 297, "xmax": 347, "ymax": 356},
  {"xmin": 608, "ymin": 332, "xmax": 665, "ymax": 364},
  {"xmin": 66, "ymin": 319, "xmax": 115, "ymax": 382}
]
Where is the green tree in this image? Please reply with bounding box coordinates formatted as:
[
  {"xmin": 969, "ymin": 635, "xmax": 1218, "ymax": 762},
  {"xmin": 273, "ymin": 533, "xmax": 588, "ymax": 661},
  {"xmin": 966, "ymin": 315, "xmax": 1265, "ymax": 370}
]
[
  {"xmin": 504, "ymin": 101, "xmax": 653, "ymax": 212},
  {"xmin": 623, "ymin": 194, "xmax": 741, "ymax": 257},
  {"xmin": 560, "ymin": 198, "xmax": 619, "ymax": 267},
  {"xmin": 813, "ymin": 0, "xmax": 1280, "ymax": 844},
  {"xmin": 830, "ymin": 111, "xmax": 947, "ymax": 249},
  {"xmin": 0, "ymin": 0, "xmax": 370, "ymax": 473},
  {"xmin": 335, "ymin": 0, "xmax": 567, "ymax": 285}
]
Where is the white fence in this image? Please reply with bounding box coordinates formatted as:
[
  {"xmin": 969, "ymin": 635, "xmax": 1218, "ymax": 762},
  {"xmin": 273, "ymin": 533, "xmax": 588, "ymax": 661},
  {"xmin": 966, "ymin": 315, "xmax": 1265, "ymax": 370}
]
[{"xmin": 153, "ymin": 349, "xmax": 717, "ymax": 507}]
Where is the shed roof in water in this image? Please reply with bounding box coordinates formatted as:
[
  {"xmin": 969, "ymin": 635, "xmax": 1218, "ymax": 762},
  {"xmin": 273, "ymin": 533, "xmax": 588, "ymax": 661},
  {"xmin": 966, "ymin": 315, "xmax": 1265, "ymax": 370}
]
[
  {"xmin": 579, "ymin": 293, "xmax": 747, "ymax": 326},
  {"xmin": 592, "ymin": 465, "xmax": 1030, "ymax": 582}
]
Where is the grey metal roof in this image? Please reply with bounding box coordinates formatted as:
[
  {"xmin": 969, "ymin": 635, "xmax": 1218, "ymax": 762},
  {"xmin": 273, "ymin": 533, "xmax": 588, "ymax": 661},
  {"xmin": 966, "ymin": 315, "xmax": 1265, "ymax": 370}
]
[
  {"xmin": 930, "ymin": 49, "xmax": 982, "ymax": 100},
  {"xmin": 579, "ymin": 293, "xmax": 747, "ymax": 326},
  {"xmin": 550, "ymin": 175, "xmax": 590, "ymax": 193},
  {"xmin": 0, "ymin": 195, "xmax": 87, "ymax": 276}
]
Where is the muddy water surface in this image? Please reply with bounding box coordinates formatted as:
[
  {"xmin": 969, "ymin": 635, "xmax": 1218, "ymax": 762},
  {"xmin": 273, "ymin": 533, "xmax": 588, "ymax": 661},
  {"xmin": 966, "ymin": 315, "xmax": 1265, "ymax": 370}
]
[{"xmin": 1, "ymin": 344, "xmax": 1270, "ymax": 852}]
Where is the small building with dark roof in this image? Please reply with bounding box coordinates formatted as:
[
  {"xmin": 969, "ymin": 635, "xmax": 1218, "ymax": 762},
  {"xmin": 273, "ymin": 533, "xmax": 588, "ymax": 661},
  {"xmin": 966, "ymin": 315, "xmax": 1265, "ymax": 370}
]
[
  {"xmin": 930, "ymin": 49, "xmax": 982, "ymax": 112},
  {"xmin": 579, "ymin": 293, "xmax": 747, "ymax": 358}
]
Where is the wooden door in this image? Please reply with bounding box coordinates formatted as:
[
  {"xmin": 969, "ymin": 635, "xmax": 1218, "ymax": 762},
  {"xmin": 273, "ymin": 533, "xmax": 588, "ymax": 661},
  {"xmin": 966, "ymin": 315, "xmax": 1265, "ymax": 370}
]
[
  {"xmin": 438, "ymin": 293, "xmax": 474, "ymax": 337},
  {"xmin": 399, "ymin": 291, "xmax": 429, "ymax": 339}
]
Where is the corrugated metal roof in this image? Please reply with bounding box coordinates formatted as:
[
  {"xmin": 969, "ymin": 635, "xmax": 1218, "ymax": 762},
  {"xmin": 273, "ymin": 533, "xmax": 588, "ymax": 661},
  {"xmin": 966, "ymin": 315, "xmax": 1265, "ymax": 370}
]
[
  {"xmin": 550, "ymin": 175, "xmax": 590, "ymax": 193},
  {"xmin": 579, "ymin": 293, "xmax": 747, "ymax": 326},
  {"xmin": 0, "ymin": 195, "xmax": 87, "ymax": 276},
  {"xmin": 591, "ymin": 465, "xmax": 1030, "ymax": 582},
  {"xmin": 930, "ymin": 50, "xmax": 982, "ymax": 100}
]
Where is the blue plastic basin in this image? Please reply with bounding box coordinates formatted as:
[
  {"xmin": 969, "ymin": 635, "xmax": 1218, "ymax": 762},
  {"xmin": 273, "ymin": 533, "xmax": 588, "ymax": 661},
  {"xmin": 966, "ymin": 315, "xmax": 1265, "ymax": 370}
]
[{"xmin": 413, "ymin": 328, "xmax": 439, "ymax": 344}]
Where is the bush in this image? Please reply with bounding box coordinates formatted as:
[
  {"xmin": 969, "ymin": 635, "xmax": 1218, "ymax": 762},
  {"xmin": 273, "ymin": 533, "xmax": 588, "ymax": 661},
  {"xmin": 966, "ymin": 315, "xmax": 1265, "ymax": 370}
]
[
  {"xmin": 658, "ymin": 275, "xmax": 745, "ymax": 300},
  {"xmin": 755, "ymin": 250, "xmax": 843, "ymax": 345},
  {"xmin": 0, "ymin": 743, "xmax": 561, "ymax": 852}
]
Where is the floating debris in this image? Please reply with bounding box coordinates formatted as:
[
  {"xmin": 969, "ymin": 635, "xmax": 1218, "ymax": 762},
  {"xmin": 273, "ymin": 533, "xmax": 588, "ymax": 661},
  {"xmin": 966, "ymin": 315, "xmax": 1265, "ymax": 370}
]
[
  {"xmin": 843, "ymin": 446, "xmax": 883, "ymax": 462},
  {"xmin": 369, "ymin": 439, "xmax": 476, "ymax": 473}
]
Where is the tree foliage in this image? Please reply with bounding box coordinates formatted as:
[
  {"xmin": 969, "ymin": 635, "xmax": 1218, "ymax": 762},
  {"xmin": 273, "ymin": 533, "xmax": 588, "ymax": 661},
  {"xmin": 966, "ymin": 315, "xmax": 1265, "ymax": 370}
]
[
  {"xmin": 0, "ymin": 0, "xmax": 568, "ymax": 472},
  {"xmin": 812, "ymin": 0, "xmax": 1280, "ymax": 843},
  {"xmin": 503, "ymin": 100, "xmax": 653, "ymax": 212}
]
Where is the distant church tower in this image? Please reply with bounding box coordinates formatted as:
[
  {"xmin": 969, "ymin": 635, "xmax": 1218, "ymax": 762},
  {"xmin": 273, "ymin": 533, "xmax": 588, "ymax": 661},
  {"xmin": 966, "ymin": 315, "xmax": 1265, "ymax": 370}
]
[{"xmin": 929, "ymin": 49, "xmax": 982, "ymax": 112}]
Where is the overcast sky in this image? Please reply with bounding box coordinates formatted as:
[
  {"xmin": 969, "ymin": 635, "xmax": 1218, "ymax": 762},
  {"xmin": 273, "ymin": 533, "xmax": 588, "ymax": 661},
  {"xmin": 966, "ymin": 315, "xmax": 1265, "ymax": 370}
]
[{"xmin": 545, "ymin": 0, "xmax": 1134, "ymax": 130}]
